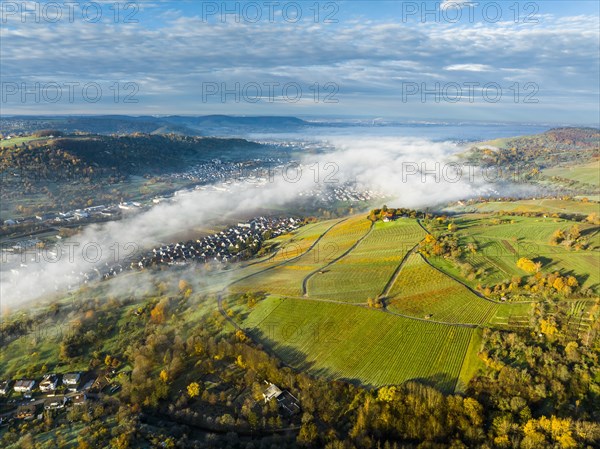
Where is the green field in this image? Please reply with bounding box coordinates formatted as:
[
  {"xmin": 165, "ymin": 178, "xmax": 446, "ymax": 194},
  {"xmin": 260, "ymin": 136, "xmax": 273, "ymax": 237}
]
[
  {"xmin": 487, "ymin": 302, "xmax": 533, "ymax": 328},
  {"xmin": 387, "ymin": 252, "xmax": 498, "ymax": 324},
  {"xmin": 224, "ymin": 214, "xmax": 557, "ymax": 392},
  {"xmin": 306, "ymin": 219, "xmax": 426, "ymax": 302},
  {"xmin": 0, "ymin": 136, "xmax": 47, "ymax": 148},
  {"xmin": 432, "ymin": 215, "xmax": 600, "ymax": 292},
  {"xmin": 543, "ymin": 160, "xmax": 600, "ymax": 187},
  {"xmin": 445, "ymin": 199, "xmax": 600, "ymax": 216},
  {"xmin": 238, "ymin": 296, "xmax": 476, "ymax": 393}
]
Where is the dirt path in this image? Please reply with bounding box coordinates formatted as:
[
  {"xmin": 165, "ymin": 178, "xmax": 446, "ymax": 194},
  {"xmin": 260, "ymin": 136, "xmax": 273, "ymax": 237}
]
[{"xmin": 301, "ymin": 220, "xmax": 375, "ymax": 297}]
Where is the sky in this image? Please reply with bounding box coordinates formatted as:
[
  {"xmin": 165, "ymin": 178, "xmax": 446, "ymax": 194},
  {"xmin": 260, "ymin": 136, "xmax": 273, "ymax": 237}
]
[{"xmin": 1, "ymin": 0, "xmax": 599, "ymax": 124}]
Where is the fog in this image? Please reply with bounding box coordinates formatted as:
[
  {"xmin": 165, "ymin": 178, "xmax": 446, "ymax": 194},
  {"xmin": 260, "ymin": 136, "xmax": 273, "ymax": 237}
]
[{"xmin": 0, "ymin": 133, "xmax": 532, "ymax": 309}]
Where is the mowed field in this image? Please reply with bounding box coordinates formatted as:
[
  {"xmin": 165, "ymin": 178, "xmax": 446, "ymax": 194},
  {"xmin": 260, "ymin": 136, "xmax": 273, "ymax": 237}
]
[
  {"xmin": 239, "ymin": 296, "xmax": 476, "ymax": 393},
  {"xmin": 306, "ymin": 219, "xmax": 426, "ymax": 302},
  {"xmin": 387, "ymin": 253, "xmax": 498, "ymax": 324}
]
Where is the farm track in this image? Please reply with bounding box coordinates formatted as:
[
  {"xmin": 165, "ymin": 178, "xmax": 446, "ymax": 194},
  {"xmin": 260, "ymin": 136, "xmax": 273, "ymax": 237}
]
[
  {"xmin": 218, "ymin": 218, "xmax": 348, "ymax": 327},
  {"xmin": 379, "ymin": 243, "xmax": 420, "ymax": 299},
  {"xmin": 225, "ymin": 218, "xmax": 349, "ymax": 289},
  {"xmin": 415, "ymin": 219, "xmax": 534, "ymax": 305},
  {"xmin": 218, "ymin": 216, "xmax": 529, "ymax": 359},
  {"xmin": 301, "ymin": 220, "xmax": 375, "ymax": 297}
]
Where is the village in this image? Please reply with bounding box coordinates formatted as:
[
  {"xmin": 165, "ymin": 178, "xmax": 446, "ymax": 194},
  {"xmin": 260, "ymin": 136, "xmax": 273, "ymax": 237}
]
[
  {"xmin": 0, "ymin": 370, "xmax": 300, "ymax": 428},
  {"xmin": 131, "ymin": 215, "xmax": 302, "ymax": 271},
  {"xmin": 1, "ymin": 215, "xmax": 305, "ymax": 293},
  {"xmin": 0, "ymin": 370, "xmax": 116, "ymax": 425}
]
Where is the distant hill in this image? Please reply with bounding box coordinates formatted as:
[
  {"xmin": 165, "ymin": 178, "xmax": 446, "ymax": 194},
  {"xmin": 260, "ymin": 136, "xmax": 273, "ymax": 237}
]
[
  {"xmin": 0, "ymin": 115, "xmax": 309, "ymax": 136},
  {"xmin": 0, "ymin": 133, "xmax": 265, "ymax": 180},
  {"xmin": 466, "ymin": 127, "xmax": 600, "ymax": 169},
  {"xmin": 0, "ymin": 133, "xmax": 278, "ymax": 219}
]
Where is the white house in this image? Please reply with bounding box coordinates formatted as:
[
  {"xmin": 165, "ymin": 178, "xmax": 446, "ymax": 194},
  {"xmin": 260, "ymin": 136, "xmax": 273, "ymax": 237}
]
[
  {"xmin": 39, "ymin": 374, "xmax": 59, "ymax": 392},
  {"xmin": 14, "ymin": 379, "xmax": 36, "ymax": 393}
]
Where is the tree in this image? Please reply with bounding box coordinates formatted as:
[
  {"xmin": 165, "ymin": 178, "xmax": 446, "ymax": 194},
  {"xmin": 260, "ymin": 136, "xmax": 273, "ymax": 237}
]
[
  {"xmin": 569, "ymin": 225, "xmax": 581, "ymax": 240},
  {"xmin": 187, "ymin": 382, "xmax": 200, "ymax": 398},
  {"xmin": 517, "ymin": 258, "xmax": 541, "ymax": 273},
  {"xmin": 159, "ymin": 369, "xmax": 169, "ymax": 383}
]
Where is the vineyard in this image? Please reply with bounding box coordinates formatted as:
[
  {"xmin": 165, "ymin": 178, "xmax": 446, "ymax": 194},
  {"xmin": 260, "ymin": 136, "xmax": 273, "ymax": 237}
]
[
  {"xmin": 428, "ymin": 215, "xmax": 600, "ymax": 291},
  {"xmin": 238, "ymin": 296, "xmax": 476, "ymax": 393},
  {"xmin": 387, "ymin": 252, "xmax": 498, "ymax": 325},
  {"xmin": 229, "ymin": 216, "xmax": 372, "ymax": 296},
  {"xmin": 306, "ymin": 219, "xmax": 426, "ymax": 302},
  {"xmin": 223, "ymin": 212, "xmax": 598, "ymax": 393}
]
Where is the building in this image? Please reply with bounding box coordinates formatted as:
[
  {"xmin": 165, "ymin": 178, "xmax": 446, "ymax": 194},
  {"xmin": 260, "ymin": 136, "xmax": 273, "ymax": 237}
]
[
  {"xmin": 261, "ymin": 381, "xmax": 300, "ymax": 415},
  {"xmin": 72, "ymin": 393, "xmax": 88, "ymax": 406},
  {"xmin": 13, "ymin": 379, "xmax": 36, "ymax": 393},
  {"xmin": 262, "ymin": 382, "xmax": 282, "ymax": 403},
  {"xmin": 0, "ymin": 380, "xmax": 12, "ymax": 395},
  {"xmin": 44, "ymin": 395, "xmax": 67, "ymax": 410},
  {"xmin": 62, "ymin": 373, "xmax": 81, "ymax": 390},
  {"xmin": 16, "ymin": 404, "xmax": 38, "ymax": 420},
  {"xmin": 39, "ymin": 374, "xmax": 59, "ymax": 392}
]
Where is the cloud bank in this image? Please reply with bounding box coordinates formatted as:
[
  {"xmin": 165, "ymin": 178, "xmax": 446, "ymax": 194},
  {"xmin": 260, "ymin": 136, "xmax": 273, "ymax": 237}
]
[{"xmin": 0, "ymin": 133, "xmax": 521, "ymax": 309}]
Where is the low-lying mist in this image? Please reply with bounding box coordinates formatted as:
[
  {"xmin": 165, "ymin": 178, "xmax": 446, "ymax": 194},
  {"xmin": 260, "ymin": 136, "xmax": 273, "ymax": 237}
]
[{"xmin": 0, "ymin": 133, "xmax": 534, "ymax": 310}]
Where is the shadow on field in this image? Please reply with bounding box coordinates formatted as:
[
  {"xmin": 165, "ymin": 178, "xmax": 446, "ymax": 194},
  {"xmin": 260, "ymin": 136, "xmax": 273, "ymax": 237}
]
[
  {"xmin": 405, "ymin": 373, "xmax": 458, "ymax": 395},
  {"xmin": 242, "ymin": 328, "xmax": 460, "ymax": 394}
]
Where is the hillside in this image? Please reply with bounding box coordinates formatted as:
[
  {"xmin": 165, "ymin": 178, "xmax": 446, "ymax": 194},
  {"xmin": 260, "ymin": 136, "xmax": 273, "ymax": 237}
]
[
  {"xmin": 0, "ymin": 210, "xmax": 598, "ymax": 448},
  {"xmin": 466, "ymin": 127, "xmax": 599, "ymax": 170},
  {"xmin": 0, "ymin": 115, "xmax": 309, "ymax": 136},
  {"xmin": 0, "ymin": 133, "xmax": 273, "ymax": 220}
]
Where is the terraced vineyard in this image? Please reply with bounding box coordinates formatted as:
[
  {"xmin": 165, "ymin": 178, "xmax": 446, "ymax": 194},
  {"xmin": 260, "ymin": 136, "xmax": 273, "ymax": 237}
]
[
  {"xmin": 238, "ymin": 296, "xmax": 476, "ymax": 393},
  {"xmin": 387, "ymin": 253, "xmax": 498, "ymax": 324},
  {"xmin": 564, "ymin": 300, "xmax": 597, "ymax": 339},
  {"xmin": 307, "ymin": 219, "xmax": 426, "ymax": 302},
  {"xmin": 222, "ymin": 213, "xmax": 591, "ymax": 393}
]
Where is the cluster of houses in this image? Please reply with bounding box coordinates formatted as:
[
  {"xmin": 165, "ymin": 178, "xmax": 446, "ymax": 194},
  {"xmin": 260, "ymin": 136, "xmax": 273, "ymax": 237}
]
[
  {"xmin": 1, "ymin": 373, "xmax": 83, "ymax": 398},
  {"xmin": 2, "ymin": 204, "xmax": 122, "ymax": 228},
  {"xmin": 129, "ymin": 216, "xmax": 303, "ymax": 271},
  {"xmin": 0, "ymin": 370, "xmax": 120, "ymax": 422},
  {"xmin": 299, "ymin": 184, "xmax": 385, "ymax": 204},
  {"xmin": 169, "ymin": 159, "xmax": 281, "ymax": 185}
]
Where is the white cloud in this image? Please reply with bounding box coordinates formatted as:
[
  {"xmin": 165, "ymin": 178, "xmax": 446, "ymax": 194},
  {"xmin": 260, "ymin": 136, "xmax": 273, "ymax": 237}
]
[{"xmin": 445, "ymin": 64, "xmax": 493, "ymax": 72}]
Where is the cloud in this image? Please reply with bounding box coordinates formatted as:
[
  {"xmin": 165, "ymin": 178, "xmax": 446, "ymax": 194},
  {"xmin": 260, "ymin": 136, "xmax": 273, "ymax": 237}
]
[
  {"xmin": 439, "ymin": 1, "xmax": 476, "ymax": 11},
  {"xmin": 445, "ymin": 64, "xmax": 493, "ymax": 72},
  {"xmin": 0, "ymin": 5, "xmax": 598, "ymax": 121}
]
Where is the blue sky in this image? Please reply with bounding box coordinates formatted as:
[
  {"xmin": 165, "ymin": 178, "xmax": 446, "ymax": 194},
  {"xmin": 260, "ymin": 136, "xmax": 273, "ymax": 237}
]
[{"xmin": 1, "ymin": 1, "xmax": 599, "ymax": 124}]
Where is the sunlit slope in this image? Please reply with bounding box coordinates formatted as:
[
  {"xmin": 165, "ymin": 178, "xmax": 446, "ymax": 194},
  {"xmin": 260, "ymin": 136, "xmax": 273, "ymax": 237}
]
[
  {"xmin": 387, "ymin": 252, "xmax": 498, "ymax": 324},
  {"xmin": 307, "ymin": 219, "xmax": 426, "ymax": 302},
  {"xmin": 229, "ymin": 215, "xmax": 372, "ymax": 296},
  {"xmin": 238, "ymin": 296, "xmax": 475, "ymax": 393}
]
